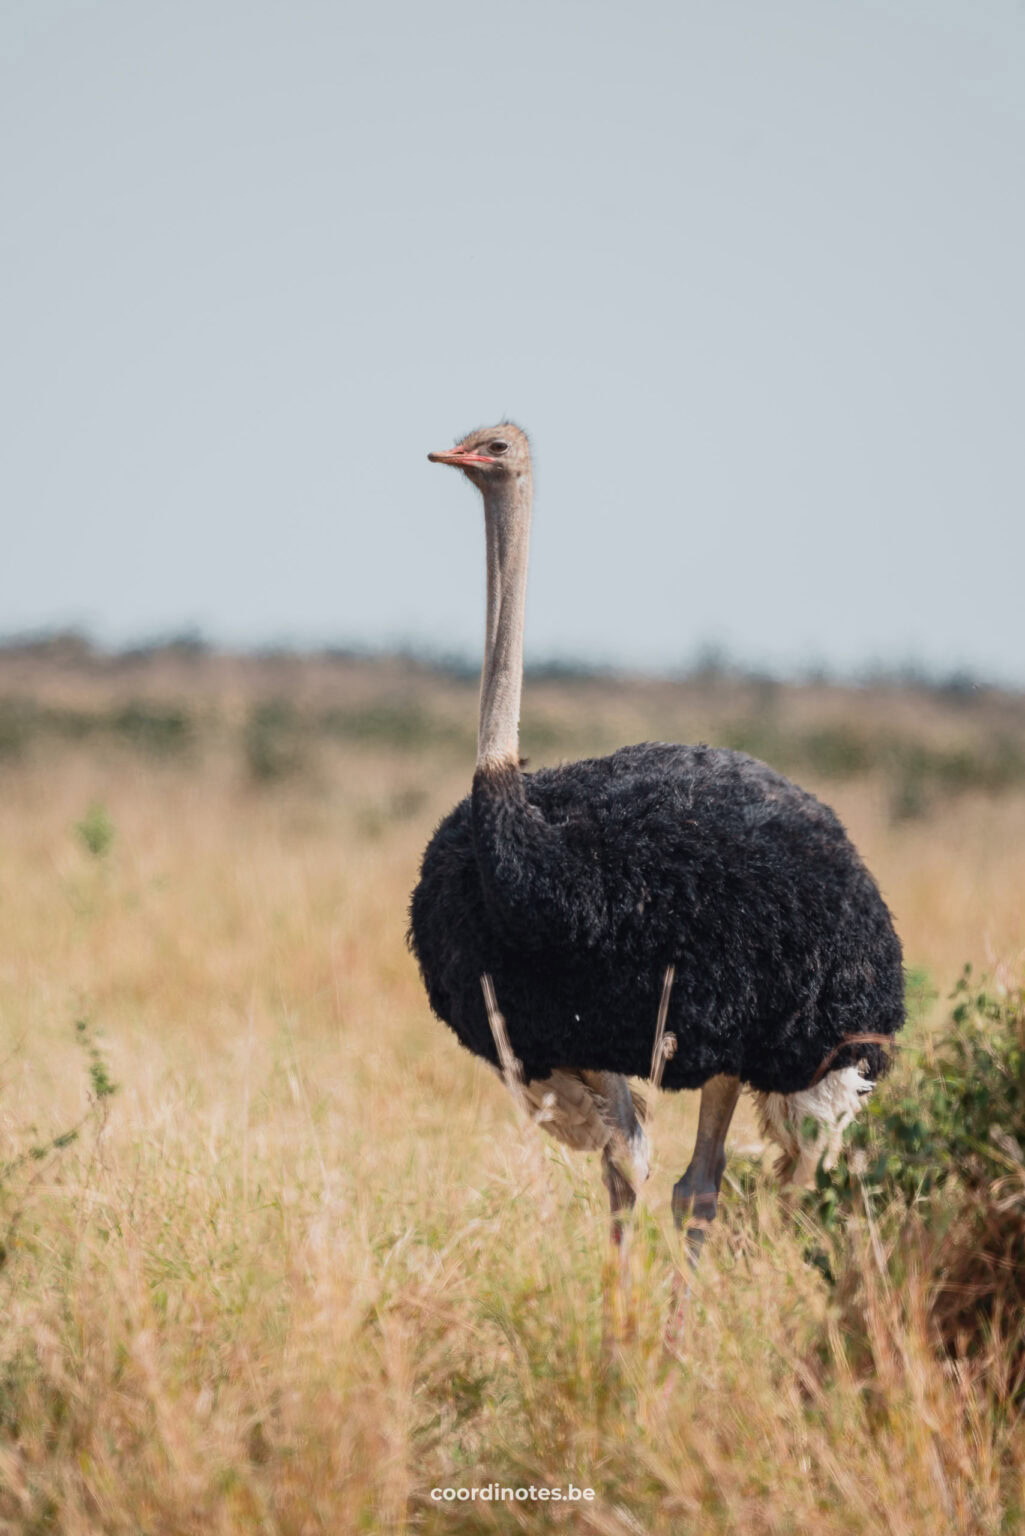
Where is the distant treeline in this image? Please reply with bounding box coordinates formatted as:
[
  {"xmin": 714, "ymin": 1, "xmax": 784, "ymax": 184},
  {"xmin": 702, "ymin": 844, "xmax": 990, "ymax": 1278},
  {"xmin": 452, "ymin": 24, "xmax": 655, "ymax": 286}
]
[
  {"xmin": 2, "ymin": 691, "xmax": 1024, "ymax": 825},
  {"xmin": 0, "ymin": 628, "xmax": 1014, "ymax": 701}
]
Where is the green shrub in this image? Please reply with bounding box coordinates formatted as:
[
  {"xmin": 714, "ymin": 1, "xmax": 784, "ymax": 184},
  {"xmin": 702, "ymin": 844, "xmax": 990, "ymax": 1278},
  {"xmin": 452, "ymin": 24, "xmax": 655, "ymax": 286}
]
[
  {"xmin": 810, "ymin": 968, "xmax": 1025, "ymax": 1383},
  {"xmin": 717, "ymin": 720, "xmax": 1025, "ymax": 821},
  {"xmin": 109, "ymin": 702, "xmax": 193, "ymax": 757},
  {"xmin": 75, "ymin": 803, "xmax": 115, "ymax": 858},
  {"xmin": 813, "ymin": 968, "xmax": 1023, "ymax": 1220},
  {"xmin": 800, "ymin": 726, "xmax": 875, "ymax": 778},
  {"xmin": 243, "ymin": 701, "xmax": 309, "ymax": 783},
  {"xmin": 317, "ymin": 702, "xmax": 469, "ymax": 752},
  {"xmin": 0, "ymin": 700, "xmax": 32, "ymax": 761},
  {"xmin": 0, "ymin": 698, "xmax": 195, "ymax": 763}
]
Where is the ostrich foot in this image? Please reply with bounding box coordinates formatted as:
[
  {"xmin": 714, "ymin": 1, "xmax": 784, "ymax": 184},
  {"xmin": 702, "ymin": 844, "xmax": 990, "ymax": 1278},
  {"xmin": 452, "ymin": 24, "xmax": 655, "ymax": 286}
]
[{"xmin": 664, "ymin": 1182, "xmax": 719, "ymax": 1355}]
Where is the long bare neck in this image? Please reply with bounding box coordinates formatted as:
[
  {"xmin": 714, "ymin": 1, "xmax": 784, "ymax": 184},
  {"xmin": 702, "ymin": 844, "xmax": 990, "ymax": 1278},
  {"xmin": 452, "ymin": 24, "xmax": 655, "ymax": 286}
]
[{"xmin": 477, "ymin": 468, "xmax": 532, "ymax": 768}]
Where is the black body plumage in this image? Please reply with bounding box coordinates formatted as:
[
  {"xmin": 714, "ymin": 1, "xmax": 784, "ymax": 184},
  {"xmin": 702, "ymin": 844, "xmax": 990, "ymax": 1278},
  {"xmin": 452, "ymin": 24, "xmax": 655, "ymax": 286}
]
[{"xmin": 409, "ymin": 742, "xmax": 904, "ymax": 1095}]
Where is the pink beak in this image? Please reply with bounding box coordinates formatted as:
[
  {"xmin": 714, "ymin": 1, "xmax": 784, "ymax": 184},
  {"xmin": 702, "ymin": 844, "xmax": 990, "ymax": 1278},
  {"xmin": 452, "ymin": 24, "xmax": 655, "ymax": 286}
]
[{"xmin": 427, "ymin": 448, "xmax": 496, "ymax": 467}]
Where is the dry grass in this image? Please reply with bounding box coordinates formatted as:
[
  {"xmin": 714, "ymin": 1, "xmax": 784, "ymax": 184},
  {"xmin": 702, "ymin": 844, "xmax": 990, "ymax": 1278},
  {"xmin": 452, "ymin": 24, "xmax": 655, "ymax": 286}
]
[{"xmin": 0, "ymin": 653, "xmax": 1023, "ymax": 1532}]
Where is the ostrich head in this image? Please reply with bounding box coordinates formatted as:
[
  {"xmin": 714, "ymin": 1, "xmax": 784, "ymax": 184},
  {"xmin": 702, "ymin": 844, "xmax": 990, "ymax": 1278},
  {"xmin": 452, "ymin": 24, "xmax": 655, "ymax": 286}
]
[{"xmin": 427, "ymin": 423, "xmax": 531, "ymax": 491}]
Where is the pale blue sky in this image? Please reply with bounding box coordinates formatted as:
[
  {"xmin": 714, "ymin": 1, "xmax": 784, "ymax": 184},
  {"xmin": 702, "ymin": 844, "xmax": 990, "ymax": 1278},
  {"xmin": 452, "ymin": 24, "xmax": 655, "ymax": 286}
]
[{"xmin": 2, "ymin": 0, "xmax": 1023, "ymax": 679}]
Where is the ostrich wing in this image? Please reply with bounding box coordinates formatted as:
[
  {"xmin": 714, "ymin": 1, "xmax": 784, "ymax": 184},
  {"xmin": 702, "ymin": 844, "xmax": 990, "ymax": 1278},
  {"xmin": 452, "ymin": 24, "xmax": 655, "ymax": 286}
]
[{"xmin": 505, "ymin": 1067, "xmax": 650, "ymax": 1184}]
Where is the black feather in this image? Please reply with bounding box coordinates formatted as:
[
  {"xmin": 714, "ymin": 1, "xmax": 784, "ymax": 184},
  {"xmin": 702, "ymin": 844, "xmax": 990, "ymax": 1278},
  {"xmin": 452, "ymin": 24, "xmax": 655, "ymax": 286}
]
[{"xmin": 409, "ymin": 743, "xmax": 904, "ymax": 1095}]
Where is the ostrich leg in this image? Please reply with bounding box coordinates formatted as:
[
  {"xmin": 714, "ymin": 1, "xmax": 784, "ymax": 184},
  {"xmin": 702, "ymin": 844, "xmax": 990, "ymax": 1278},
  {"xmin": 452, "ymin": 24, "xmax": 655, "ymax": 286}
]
[
  {"xmin": 672, "ymin": 1073, "xmax": 742, "ymax": 1257},
  {"xmin": 665, "ymin": 1073, "xmax": 741, "ymax": 1349},
  {"xmin": 602, "ymin": 1144, "xmax": 636, "ymax": 1246},
  {"xmin": 601, "ymin": 1147, "xmax": 637, "ymax": 1345}
]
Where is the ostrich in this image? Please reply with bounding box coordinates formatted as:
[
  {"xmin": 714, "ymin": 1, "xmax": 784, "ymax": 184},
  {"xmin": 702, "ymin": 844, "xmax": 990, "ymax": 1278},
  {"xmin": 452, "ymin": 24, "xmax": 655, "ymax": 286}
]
[{"xmin": 409, "ymin": 422, "xmax": 903, "ymax": 1273}]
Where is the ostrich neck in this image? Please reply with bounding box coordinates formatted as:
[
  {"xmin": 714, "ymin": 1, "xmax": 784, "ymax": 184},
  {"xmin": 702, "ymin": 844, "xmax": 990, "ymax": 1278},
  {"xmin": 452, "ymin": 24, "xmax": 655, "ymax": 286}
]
[{"xmin": 478, "ymin": 470, "xmax": 532, "ymax": 768}]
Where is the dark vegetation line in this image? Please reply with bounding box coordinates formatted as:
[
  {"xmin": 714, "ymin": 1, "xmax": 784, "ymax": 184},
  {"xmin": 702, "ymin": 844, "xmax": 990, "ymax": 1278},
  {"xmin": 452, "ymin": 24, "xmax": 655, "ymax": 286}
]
[
  {"xmin": 2, "ymin": 691, "xmax": 1025, "ymax": 825},
  {"xmin": 0, "ymin": 628, "xmax": 1020, "ymax": 697},
  {"xmin": 2, "ymin": 635, "xmax": 1025, "ymax": 823}
]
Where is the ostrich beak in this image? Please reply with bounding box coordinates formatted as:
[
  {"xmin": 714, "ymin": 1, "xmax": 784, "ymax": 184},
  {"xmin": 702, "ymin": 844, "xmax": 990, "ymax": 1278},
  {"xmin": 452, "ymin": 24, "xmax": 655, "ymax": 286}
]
[{"xmin": 427, "ymin": 448, "xmax": 496, "ymax": 467}]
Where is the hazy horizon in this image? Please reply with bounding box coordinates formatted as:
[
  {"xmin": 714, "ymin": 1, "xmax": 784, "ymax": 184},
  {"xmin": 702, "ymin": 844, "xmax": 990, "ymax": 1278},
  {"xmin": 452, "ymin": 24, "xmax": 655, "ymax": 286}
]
[
  {"xmin": 3, "ymin": 623, "xmax": 1018, "ymax": 696},
  {"xmin": 3, "ymin": 1, "xmax": 1023, "ymax": 682}
]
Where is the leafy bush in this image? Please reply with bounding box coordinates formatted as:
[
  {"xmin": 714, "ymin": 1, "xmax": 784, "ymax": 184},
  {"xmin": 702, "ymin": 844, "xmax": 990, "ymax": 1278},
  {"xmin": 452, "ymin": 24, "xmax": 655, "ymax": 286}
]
[
  {"xmin": 814, "ymin": 969, "xmax": 1023, "ymax": 1216},
  {"xmin": 109, "ymin": 702, "xmax": 193, "ymax": 757},
  {"xmin": 720, "ymin": 719, "xmax": 1025, "ymax": 820},
  {"xmin": 0, "ymin": 701, "xmax": 32, "ymax": 761},
  {"xmin": 244, "ymin": 699, "xmax": 473, "ymax": 781},
  {"xmin": 810, "ymin": 968, "xmax": 1025, "ymax": 1385},
  {"xmin": 318, "ymin": 702, "xmax": 470, "ymax": 752},
  {"xmin": 0, "ymin": 699, "xmax": 195, "ymax": 763}
]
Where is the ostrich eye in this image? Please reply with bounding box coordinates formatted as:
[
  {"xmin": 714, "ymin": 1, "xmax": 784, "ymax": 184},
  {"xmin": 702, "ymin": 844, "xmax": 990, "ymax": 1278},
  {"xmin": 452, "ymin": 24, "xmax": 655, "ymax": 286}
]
[{"xmin": 488, "ymin": 440, "xmax": 509, "ymax": 455}]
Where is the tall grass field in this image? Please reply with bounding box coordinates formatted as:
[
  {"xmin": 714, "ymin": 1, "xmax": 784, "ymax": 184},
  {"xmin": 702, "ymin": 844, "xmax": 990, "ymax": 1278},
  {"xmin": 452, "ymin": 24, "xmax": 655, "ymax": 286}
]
[{"xmin": 1, "ymin": 643, "xmax": 1023, "ymax": 1533}]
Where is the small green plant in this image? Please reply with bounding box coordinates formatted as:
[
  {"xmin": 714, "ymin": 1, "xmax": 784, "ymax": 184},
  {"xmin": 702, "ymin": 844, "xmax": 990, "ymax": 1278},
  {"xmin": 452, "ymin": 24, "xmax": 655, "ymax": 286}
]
[
  {"xmin": 75, "ymin": 802, "xmax": 115, "ymax": 858},
  {"xmin": 0, "ymin": 1019, "xmax": 118, "ymax": 1274},
  {"xmin": 74, "ymin": 1017, "xmax": 118, "ymax": 1102}
]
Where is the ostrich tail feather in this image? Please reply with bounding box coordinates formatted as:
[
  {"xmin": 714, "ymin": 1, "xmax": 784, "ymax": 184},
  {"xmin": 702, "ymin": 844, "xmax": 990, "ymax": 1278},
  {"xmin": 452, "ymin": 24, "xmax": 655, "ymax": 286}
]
[{"xmin": 751, "ymin": 1065, "xmax": 874, "ymax": 1187}]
